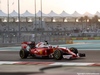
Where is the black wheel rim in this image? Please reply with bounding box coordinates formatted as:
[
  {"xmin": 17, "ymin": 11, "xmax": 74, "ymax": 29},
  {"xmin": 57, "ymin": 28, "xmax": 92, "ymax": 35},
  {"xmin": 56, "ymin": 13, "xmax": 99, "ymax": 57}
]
[{"xmin": 54, "ymin": 50, "xmax": 61, "ymax": 59}]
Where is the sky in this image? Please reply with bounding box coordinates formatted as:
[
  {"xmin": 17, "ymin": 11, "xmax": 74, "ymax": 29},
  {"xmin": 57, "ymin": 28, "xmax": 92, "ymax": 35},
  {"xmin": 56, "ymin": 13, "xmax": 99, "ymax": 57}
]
[{"xmin": 0, "ymin": 0, "xmax": 100, "ymax": 14}]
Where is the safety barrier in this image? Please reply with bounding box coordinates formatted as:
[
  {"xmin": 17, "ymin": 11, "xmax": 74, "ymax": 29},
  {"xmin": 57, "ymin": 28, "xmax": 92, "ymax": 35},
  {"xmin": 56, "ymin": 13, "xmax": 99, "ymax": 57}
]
[{"xmin": 70, "ymin": 37, "xmax": 100, "ymax": 40}]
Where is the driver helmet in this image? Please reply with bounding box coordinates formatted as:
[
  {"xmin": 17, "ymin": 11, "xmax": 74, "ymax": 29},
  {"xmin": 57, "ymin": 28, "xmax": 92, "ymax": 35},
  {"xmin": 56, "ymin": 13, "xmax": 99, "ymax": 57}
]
[{"xmin": 44, "ymin": 40, "xmax": 48, "ymax": 45}]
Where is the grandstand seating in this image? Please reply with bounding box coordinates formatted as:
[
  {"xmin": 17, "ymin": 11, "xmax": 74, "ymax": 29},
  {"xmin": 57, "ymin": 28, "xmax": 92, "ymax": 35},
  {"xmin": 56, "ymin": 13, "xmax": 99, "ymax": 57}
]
[
  {"xmin": 0, "ymin": 22, "xmax": 100, "ymax": 33},
  {"xmin": 0, "ymin": 21, "xmax": 100, "ymax": 45}
]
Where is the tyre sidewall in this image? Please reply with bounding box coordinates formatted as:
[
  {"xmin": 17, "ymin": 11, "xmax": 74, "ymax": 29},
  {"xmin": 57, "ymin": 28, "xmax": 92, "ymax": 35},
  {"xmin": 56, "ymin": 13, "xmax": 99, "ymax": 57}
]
[
  {"xmin": 19, "ymin": 49, "xmax": 29, "ymax": 59},
  {"xmin": 69, "ymin": 47, "xmax": 78, "ymax": 54}
]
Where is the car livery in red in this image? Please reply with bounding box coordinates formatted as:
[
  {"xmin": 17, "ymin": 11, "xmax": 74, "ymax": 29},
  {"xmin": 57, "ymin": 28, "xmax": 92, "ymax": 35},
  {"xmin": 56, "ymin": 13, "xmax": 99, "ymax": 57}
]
[{"xmin": 19, "ymin": 41, "xmax": 85, "ymax": 60}]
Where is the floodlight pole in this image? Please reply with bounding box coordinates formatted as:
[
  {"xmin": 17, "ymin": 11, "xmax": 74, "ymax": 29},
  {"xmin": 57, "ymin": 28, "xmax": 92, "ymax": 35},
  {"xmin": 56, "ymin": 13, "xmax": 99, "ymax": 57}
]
[
  {"xmin": 34, "ymin": 0, "xmax": 37, "ymax": 41},
  {"xmin": 7, "ymin": 0, "xmax": 9, "ymax": 31},
  {"xmin": 0, "ymin": 0, "xmax": 1, "ymax": 10},
  {"xmin": 34, "ymin": 0, "xmax": 36, "ymax": 30},
  {"xmin": 18, "ymin": 0, "xmax": 21, "ymax": 42},
  {"xmin": 40, "ymin": 0, "xmax": 42, "ymax": 29},
  {"xmin": 40, "ymin": 0, "xmax": 43, "ymax": 42}
]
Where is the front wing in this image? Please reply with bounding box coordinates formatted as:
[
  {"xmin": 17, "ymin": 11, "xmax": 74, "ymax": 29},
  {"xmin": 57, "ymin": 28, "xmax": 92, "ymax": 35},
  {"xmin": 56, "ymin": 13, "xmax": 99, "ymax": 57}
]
[{"xmin": 63, "ymin": 53, "xmax": 85, "ymax": 59}]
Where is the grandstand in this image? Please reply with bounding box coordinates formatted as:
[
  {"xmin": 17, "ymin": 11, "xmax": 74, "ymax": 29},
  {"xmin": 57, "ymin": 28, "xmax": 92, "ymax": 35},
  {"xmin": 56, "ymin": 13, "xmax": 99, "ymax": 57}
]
[{"xmin": 0, "ymin": 10, "xmax": 100, "ymax": 46}]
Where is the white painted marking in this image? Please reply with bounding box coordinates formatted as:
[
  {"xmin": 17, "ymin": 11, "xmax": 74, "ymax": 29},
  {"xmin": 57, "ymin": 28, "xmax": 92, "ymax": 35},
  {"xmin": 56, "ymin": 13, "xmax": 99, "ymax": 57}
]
[
  {"xmin": 0, "ymin": 61, "xmax": 99, "ymax": 66},
  {"xmin": 50, "ymin": 62, "xmax": 94, "ymax": 66},
  {"xmin": 0, "ymin": 61, "xmax": 18, "ymax": 65}
]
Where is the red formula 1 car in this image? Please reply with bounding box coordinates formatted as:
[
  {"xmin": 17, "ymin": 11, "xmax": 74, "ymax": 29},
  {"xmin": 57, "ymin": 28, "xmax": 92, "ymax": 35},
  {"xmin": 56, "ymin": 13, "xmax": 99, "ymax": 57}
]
[{"xmin": 19, "ymin": 41, "xmax": 85, "ymax": 60}]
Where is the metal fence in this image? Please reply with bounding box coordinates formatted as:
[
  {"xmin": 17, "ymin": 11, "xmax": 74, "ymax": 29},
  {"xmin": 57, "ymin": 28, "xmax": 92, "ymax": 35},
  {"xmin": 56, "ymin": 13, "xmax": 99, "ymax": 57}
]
[
  {"xmin": 0, "ymin": 30, "xmax": 100, "ymax": 47},
  {"xmin": 0, "ymin": 31, "xmax": 69, "ymax": 46}
]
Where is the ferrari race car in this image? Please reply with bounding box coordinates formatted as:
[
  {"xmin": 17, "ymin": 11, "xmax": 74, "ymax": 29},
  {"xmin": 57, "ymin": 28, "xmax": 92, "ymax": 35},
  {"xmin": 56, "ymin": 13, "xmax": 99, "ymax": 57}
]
[{"xmin": 19, "ymin": 41, "xmax": 85, "ymax": 60}]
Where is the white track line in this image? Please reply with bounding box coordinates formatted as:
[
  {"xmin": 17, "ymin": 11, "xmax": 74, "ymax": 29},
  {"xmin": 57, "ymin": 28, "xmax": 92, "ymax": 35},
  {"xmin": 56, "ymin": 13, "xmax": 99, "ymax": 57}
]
[{"xmin": 0, "ymin": 61, "xmax": 100, "ymax": 66}]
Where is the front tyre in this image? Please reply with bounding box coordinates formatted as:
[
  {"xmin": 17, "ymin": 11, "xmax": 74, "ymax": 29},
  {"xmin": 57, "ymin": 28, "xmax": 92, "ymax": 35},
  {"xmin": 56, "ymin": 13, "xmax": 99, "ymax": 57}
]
[
  {"xmin": 19, "ymin": 49, "xmax": 29, "ymax": 59},
  {"xmin": 69, "ymin": 47, "xmax": 78, "ymax": 54},
  {"xmin": 53, "ymin": 50, "xmax": 63, "ymax": 60}
]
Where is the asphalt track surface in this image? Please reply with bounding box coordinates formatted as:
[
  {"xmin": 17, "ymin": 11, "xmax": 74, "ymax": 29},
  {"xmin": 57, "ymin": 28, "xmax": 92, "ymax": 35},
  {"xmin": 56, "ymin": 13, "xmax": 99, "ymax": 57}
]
[
  {"xmin": 0, "ymin": 50, "xmax": 100, "ymax": 62},
  {"xmin": 0, "ymin": 50, "xmax": 100, "ymax": 75}
]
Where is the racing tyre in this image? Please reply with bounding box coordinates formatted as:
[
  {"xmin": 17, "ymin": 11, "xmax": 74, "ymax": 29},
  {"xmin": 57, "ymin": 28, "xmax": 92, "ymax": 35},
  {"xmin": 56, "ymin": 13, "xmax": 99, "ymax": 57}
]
[
  {"xmin": 19, "ymin": 49, "xmax": 29, "ymax": 59},
  {"xmin": 53, "ymin": 50, "xmax": 63, "ymax": 60},
  {"xmin": 69, "ymin": 47, "xmax": 78, "ymax": 54}
]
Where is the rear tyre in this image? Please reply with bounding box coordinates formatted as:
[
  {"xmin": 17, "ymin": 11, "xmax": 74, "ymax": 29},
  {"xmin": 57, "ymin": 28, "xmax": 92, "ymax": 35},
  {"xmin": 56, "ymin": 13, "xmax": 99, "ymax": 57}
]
[
  {"xmin": 19, "ymin": 49, "xmax": 29, "ymax": 59},
  {"xmin": 53, "ymin": 50, "xmax": 63, "ymax": 60}
]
